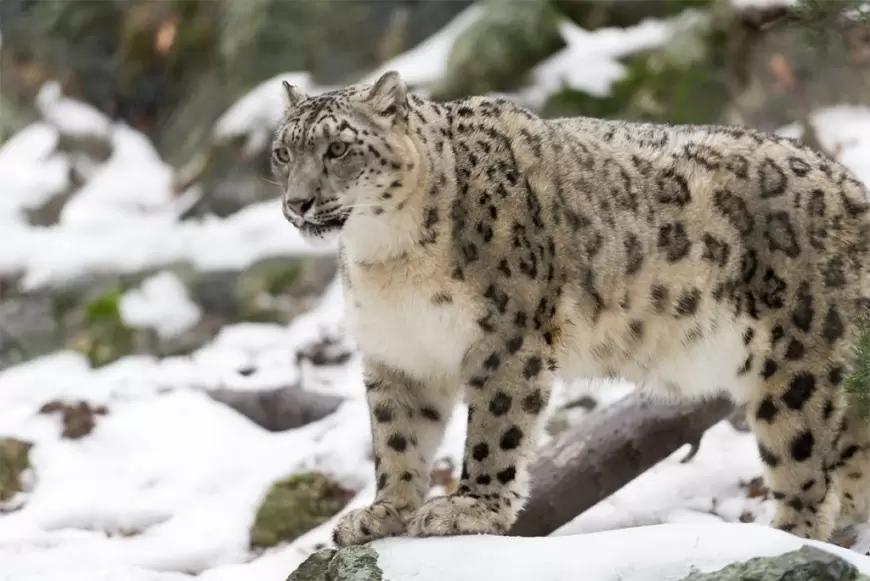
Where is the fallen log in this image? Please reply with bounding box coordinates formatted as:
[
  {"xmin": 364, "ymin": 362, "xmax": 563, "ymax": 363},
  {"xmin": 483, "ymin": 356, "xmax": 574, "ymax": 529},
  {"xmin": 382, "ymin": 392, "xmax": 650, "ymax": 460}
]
[{"xmin": 509, "ymin": 394, "xmax": 734, "ymax": 537}]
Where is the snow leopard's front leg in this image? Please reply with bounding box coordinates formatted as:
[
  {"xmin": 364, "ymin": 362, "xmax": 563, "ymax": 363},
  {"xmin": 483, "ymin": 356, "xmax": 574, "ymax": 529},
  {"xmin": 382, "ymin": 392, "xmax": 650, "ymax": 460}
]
[
  {"xmin": 407, "ymin": 333, "xmax": 553, "ymax": 537},
  {"xmin": 332, "ymin": 359, "xmax": 456, "ymax": 546}
]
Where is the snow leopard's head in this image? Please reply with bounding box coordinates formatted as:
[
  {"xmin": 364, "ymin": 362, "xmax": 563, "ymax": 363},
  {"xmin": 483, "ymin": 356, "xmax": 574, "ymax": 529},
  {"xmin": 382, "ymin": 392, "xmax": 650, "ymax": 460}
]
[{"xmin": 271, "ymin": 71, "xmax": 419, "ymax": 247}]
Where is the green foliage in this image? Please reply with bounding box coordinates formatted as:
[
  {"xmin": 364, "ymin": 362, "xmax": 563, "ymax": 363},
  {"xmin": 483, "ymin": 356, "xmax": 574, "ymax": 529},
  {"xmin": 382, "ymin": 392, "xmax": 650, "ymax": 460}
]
[
  {"xmin": 74, "ymin": 287, "xmax": 136, "ymax": 368},
  {"xmin": 792, "ymin": 0, "xmax": 870, "ymax": 52},
  {"xmin": 846, "ymin": 317, "xmax": 870, "ymax": 420},
  {"xmin": 794, "ymin": 0, "xmax": 869, "ymax": 24},
  {"xmin": 543, "ymin": 11, "xmax": 729, "ymax": 125},
  {"xmin": 554, "ymin": 0, "xmax": 713, "ymax": 31},
  {"xmin": 250, "ymin": 472, "xmax": 354, "ymax": 549}
]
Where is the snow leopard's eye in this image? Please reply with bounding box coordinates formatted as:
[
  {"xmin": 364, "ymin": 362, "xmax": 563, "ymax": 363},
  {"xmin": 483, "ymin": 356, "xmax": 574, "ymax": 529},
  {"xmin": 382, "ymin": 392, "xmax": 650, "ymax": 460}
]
[
  {"xmin": 272, "ymin": 147, "xmax": 290, "ymax": 164},
  {"xmin": 326, "ymin": 141, "xmax": 349, "ymax": 160}
]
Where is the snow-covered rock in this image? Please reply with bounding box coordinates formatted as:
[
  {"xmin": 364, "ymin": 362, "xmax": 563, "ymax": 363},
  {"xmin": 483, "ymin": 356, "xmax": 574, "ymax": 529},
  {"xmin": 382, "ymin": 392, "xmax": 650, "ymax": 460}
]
[
  {"xmin": 34, "ymin": 80, "xmax": 112, "ymax": 141},
  {"xmin": 119, "ymin": 271, "xmax": 202, "ymax": 339},
  {"xmin": 59, "ymin": 122, "xmax": 177, "ymax": 227},
  {"xmin": 287, "ymin": 523, "xmax": 870, "ymax": 581},
  {"xmin": 0, "ymin": 121, "xmax": 70, "ymax": 220}
]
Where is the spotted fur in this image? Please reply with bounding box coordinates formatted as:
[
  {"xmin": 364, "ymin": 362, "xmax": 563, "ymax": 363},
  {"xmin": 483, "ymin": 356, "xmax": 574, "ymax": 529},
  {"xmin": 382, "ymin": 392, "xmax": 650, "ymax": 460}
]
[{"xmin": 271, "ymin": 71, "xmax": 870, "ymax": 546}]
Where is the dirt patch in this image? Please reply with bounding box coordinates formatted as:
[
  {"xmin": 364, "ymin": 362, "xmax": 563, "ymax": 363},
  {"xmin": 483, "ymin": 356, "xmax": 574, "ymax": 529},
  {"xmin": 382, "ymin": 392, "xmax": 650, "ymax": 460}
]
[
  {"xmin": 296, "ymin": 335, "xmax": 353, "ymax": 367},
  {"xmin": 39, "ymin": 400, "xmax": 108, "ymax": 439}
]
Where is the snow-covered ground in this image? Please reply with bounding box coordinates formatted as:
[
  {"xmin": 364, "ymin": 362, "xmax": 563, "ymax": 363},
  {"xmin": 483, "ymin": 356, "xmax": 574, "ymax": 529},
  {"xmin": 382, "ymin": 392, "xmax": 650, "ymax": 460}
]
[{"xmin": 3, "ymin": 5, "xmax": 870, "ymax": 581}]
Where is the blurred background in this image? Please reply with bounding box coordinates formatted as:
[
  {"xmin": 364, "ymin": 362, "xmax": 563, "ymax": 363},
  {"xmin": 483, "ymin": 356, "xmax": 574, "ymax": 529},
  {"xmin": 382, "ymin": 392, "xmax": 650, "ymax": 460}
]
[
  {"xmin": 1, "ymin": 0, "xmax": 868, "ymax": 370},
  {"xmin": 1, "ymin": 0, "xmax": 870, "ymax": 578},
  {"xmin": 0, "ymin": 0, "xmax": 870, "ymax": 368}
]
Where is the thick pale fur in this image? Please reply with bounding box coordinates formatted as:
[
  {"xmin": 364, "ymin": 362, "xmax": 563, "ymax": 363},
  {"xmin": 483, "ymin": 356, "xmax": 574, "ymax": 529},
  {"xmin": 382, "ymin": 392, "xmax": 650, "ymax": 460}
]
[{"xmin": 270, "ymin": 71, "xmax": 870, "ymax": 546}]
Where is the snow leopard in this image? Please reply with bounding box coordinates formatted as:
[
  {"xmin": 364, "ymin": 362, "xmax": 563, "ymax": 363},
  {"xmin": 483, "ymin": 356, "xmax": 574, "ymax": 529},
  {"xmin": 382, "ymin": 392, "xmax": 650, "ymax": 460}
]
[{"xmin": 270, "ymin": 70, "xmax": 870, "ymax": 545}]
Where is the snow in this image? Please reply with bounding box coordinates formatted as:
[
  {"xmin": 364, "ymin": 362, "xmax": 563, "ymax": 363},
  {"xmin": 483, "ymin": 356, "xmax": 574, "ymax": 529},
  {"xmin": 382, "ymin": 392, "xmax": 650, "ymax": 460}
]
[
  {"xmin": 3, "ymin": 6, "xmax": 870, "ymax": 581},
  {"xmin": 845, "ymin": 2, "xmax": 870, "ymax": 21},
  {"xmin": 0, "ymin": 122, "xmax": 70, "ymax": 221},
  {"xmin": 811, "ymin": 105, "xmax": 870, "ymax": 186},
  {"xmin": 0, "ymin": 87, "xmax": 329, "ymax": 291},
  {"xmin": 373, "ymin": 523, "xmax": 870, "ymax": 581},
  {"xmin": 359, "ymin": 4, "xmax": 485, "ymax": 91},
  {"xmin": 519, "ymin": 17, "xmax": 676, "ymax": 109},
  {"xmin": 0, "ymin": 196, "xmax": 333, "ymax": 291},
  {"xmin": 35, "ymin": 80, "xmax": 112, "ymax": 141},
  {"xmin": 213, "ymin": 72, "xmax": 321, "ymax": 158},
  {"xmin": 729, "ymin": 0, "xmax": 795, "ymax": 8},
  {"xmin": 119, "ymin": 272, "xmax": 202, "ymax": 339},
  {"xmin": 0, "ymin": 280, "xmax": 468, "ymax": 580},
  {"xmin": 0, "ymin": 287, "xmax": 367, "ymax": 578},
  {"xmin": 59, "ymin": 122, "xmax": 179, "ymax": 227}
]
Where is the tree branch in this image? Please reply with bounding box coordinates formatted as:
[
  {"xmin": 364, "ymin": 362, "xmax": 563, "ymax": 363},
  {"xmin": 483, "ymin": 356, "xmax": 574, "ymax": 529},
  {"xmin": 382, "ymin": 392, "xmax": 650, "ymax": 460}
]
[{"xmin": 508, "ymin": 393, "xmax": 734, "ymax": 537}]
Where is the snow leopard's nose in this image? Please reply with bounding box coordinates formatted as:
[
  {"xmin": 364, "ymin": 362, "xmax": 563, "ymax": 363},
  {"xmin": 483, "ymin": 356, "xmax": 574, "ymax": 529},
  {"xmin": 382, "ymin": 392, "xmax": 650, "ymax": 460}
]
[{"xmin": 284, "ymin": 196, "xmax": 314, "ymax": 218}]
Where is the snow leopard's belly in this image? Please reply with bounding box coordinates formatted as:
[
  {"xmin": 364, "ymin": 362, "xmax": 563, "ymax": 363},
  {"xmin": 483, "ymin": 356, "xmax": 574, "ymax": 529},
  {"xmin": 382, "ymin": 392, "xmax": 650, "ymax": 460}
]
[{"xmin": 554, "ymin": 296, "xmax": 760, "ymax": 403}]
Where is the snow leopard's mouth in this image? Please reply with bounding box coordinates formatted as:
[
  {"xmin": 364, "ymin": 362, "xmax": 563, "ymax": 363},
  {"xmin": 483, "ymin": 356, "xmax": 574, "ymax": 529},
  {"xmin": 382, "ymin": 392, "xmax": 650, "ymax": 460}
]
[{"xmin": 299, "ymin": 213, "xmax": 348, "ymax": 236}]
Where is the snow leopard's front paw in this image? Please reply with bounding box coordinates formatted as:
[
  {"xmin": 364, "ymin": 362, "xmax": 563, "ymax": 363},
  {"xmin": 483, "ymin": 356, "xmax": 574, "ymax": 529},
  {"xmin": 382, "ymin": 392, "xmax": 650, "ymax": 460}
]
[
  {"xmin": 407, "ymin": 495, "xmax": 511, "ymax": 537},
  {"xmin": 331, "ymin": 502, "xmax": 407, "ymax": 547}
]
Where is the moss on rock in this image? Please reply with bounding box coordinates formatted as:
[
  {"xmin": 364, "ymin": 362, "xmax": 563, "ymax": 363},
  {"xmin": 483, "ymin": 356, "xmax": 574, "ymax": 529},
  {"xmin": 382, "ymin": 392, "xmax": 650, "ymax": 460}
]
[
  {"xmin": 236, "ymin": 257, "xmax": 304, "ymax": 324},
  {"xmin": 0, "ymin": 438, "xmax": 33, "ymax": 502},
  {"xmin": 679, "ymin": 545, "xmax": 869, "ymax": 581},
  {"xmin": 286, "ymin": 546, "xmax": 383, "ymax": 581},
  {"xmin": 250, "ymin": 472, "xmax": 354, "ymax": 550}
]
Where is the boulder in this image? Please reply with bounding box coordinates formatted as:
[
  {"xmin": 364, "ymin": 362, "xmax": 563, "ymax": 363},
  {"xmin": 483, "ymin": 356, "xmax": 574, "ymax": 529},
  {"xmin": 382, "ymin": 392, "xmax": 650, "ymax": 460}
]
[{"xmin": 430, "ymin": 0, "xmax": 566, "ymax": 101}]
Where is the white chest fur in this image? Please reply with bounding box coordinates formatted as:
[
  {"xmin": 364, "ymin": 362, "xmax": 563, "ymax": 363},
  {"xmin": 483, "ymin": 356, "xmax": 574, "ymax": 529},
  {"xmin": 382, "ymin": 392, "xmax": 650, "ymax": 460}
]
[{"xmin": 343, "ymin": 261, "xmax": 480, "ymax": 385}]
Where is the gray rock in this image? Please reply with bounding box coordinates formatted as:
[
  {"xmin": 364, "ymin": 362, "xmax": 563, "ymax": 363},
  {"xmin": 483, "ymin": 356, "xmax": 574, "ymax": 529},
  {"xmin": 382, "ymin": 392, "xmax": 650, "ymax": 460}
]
[
  {"xmin": 680, "ymin": 546, "xmax": 870, "ymax": 581},
  {"xmin": 430, "ymin": 0, "xmax": 565, "ymax": 101},
  {"xmin": 209, "ymin": 384, "xmax": 343, "ymax": 432},
  {"xmin": 0, "ymin": 289, "xmax": 63, "ymax": 370},
  {"xmin": 286, "ymin": 547, "xmax": 382, "ymax": 581}
]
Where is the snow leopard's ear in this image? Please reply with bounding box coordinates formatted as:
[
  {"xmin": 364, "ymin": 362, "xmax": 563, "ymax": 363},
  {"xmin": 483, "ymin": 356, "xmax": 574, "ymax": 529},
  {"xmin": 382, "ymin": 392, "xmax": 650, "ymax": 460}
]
[
  {"xmin": 281, "ymin": 80, "xmax": 305, "ymax": 110},
  {"xmin": 364, "ymin": 70, "xmax": 407, "ymax": 122}
]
